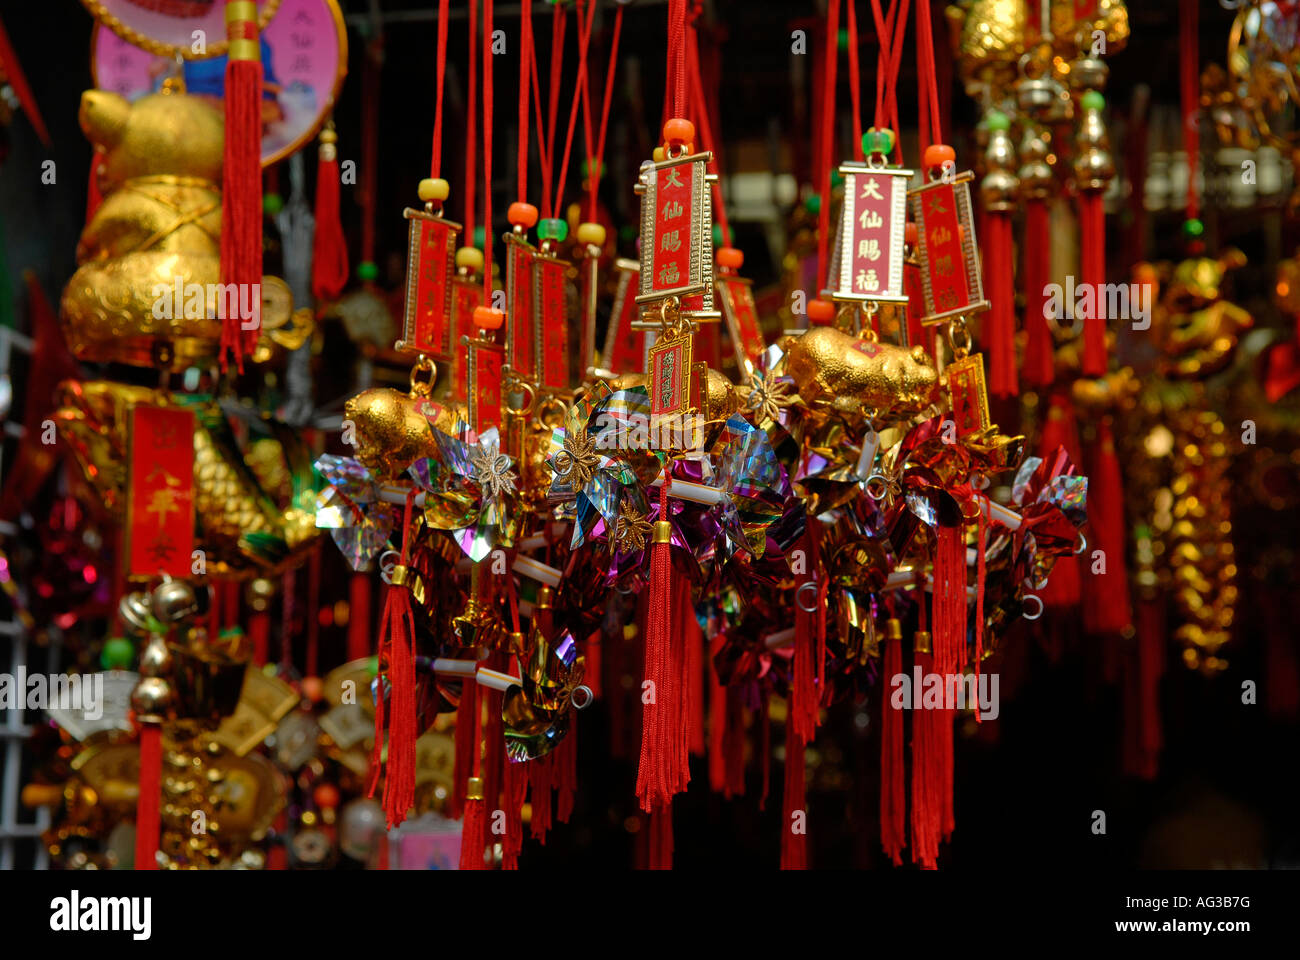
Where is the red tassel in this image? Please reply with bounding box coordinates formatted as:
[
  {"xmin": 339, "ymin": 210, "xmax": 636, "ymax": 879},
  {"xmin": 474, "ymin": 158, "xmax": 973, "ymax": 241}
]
[
  {"xmin": 483, "ymin": 654, "xmax": 507, "ymax": 824},
  {"xmin": 779, "ymin": 731, "xmax": 808, "ymax": 870},
  {"xmin": 647, "ymin": 802, "xmax": 674, "ymax": 870},
  {"xmin": 1038, "ymin": 391, "xmax": 1083, "ymax": 608},
  {"xmin": 759, "ymin": 690, "xmax": 772, "ymax": 811},
  {"xmin": 1084, "ymin": 419, "xmax": 1132, "ymax": 633},
  {"xmin": 932, "ymin": 525, "xmax": 967, "ymax": 677},
  {"xmin": 708, "ymin": 634, "xmax": 726, "ymax": 792},
  {"xmin": 86, "ymin": 153, "xmax": 104, "ymax": 225},
  {"xmin": 219, "ymin": 4, "xmax": 264, "ymax": 373},
  {"xmin": 458, "ymin": 794, "xmax": 486, "ymax": 870},
  {"xmin": 722, "ymin": 684, "xmax": 746, "ymax": 799},
  {"xmin": 347, "ymin": 572, "xmax": 371, "ymax": 662},
  {"xmin": 450, "ymin": 677, "xmax": 478, "ymax": 819},
  {"xmin": 502, "ymin": 758, "xmax": 527, "ymax": 869},
  {"xmin": 880, "ymin": 629, "xmax": 905, "ymax": 866},
  {"xmin": 910, "ymin": 651, "xmax": 941, "ymax": 869},
  {"xmin": 984, "ymin": 211, "xmax": 1018, "ymax": 398},
  {"xmin": 684, "ymin": 596, "xmax": 706, "ymax": 757},
  {"xmin": 790, "ymin": 529, "xmax": 820, "ymax": 742},
  {"xmin": 311, "ymin": 129, "xmax": 349, "ymax": 304},
  {"xmin": 134, "ymin": 723, "xmax": 161, "ymax": 870},
  {"xmin": 584, "ymin": 630, "xmax": 603, "ymax": 702},
  {"xmin": 1022, "ymin": 199, "xmax": 1054, "ymax": 388},
  {"xmin": 635, "ymin": 485, "xmax": 689, "ymax": 811},
  {"xmin": 249, "ymin": 609, "xmax": 270, "ymax": 666},
  {"xmin": 1079, "ymin": 190, "xmax": 1107, "ymax": 377},
  {"xmin": 1123, "ymin": 598, "xmax": 1164, "ymax": 780}
]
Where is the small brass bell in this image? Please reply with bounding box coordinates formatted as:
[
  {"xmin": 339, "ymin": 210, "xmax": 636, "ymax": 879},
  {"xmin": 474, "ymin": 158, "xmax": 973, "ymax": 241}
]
[
  {"xmin": 1017, "ymin": 75, "xmax": 1056, "ymax": 113},
  {"xmin": 152, "ymin": 576, "xmax": 199, "ymax": 623},
  {"xmin": 119, "ymin": 592, "xmax": 154, "ymax": 633}
]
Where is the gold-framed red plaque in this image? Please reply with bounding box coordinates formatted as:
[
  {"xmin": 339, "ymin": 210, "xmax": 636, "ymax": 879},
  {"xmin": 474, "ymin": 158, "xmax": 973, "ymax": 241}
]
[
  {"xmin": 399, "ymin": 207, "xmax": 460, "ymax": 358},
  {"xmin": 450, "ymin": 276, "xmax": 486, "ymax": 403},
  {"xmin": 125, "ymin": 404, "xmax": 195, "ymax": 580},
  {"xmin": 602, "ymin": 258, "xmax": 642, "ymax": 375},
  {"xmin": 504, "ymin": 233, "xmax": 537, "ymax": 379},
  {"xmin": 908, "ymin": 172, "xmax": 989, "ymax": 325},
  {"xmin": 580, "ymin": 254, "xmax": 598, "ymax": 377},
  {"xmin": 647, "ymin": 333, "xmax": 694, "ymax": 418},
  {"xmin": 716, "ymin": 273, "xmax": 765, "ymax": 379},
  {"xmin": 636, "ymin": 152, "xmax": 715, "ymax": 314},
  {"xmin": 947, "ymin": 353, "xmax": 991, "ymax": 437},
  {"xmin": 825, "ymin": 163, "xmax": 912, "ymax": 305},
  {"xmin": 533, "ymin": 251, "xmax": 571, "ymax": 393},
  {"xmin": 465, "ymin": 337, "xmax": 504, "ymax": 434}
]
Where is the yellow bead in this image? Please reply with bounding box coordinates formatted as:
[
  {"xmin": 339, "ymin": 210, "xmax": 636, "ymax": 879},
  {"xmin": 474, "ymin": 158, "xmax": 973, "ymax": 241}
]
[
  {"xmin": 652, "ymin": 147, "xmax": 665, "ymax": 162},
  {"xmin": 576, "ymin": 222, "xmax": 606, "ymax": 246},
  {"xmin": 455, "ymin": 247, "xmax": 484, "ymax": 272},
  {"xmin": 419, "ymin": 178, "xmax": 450, "ymax": 203}
]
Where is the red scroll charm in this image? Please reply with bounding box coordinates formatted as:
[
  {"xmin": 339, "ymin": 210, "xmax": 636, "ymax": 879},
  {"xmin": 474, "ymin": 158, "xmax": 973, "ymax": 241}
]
[
  {"xmin": 126, "ymin": 405, "xmax": 196, "ymax": 580},
  {"xmin": 399, "ymin": 207, "xmax": 460, "ymax": 358},
  {"xmin": 909, "ymin": 172, "xmax": 990, "ymax": 325},
  {"xmin": 636, "ymin": 153, "xmax": 718, "ymax": 319},
  {"xmin": 825, "ymin": 163, "xmax": 912, "ymax": 306}
]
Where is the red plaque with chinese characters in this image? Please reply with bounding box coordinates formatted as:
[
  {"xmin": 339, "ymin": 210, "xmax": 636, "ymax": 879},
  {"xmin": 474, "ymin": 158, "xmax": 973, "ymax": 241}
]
[
  {"xmin": 826, "ymin": 164, "xmax": 911, "ymax": 305},
  {"xmin": 400, "ymin": 208, "xmax": 460, "ymax": 357},
  {"xmin": 636, "ymin": 153, "xmax": 715, "ymax": 315},
  {"xmin": 717, "ymin": 275, "xmax": 765, "ymax": 377},
  {"xmin": 505, "ymin": 234, "xmax": 537, "ymax": 379},
  {"xmin": 533, "ymin": 253, "xmax": 570, "ymax": 393},
  {"xmin": 451, "ymin": 277, "xmax": 485, "ymax": 402},
  {"xmin": 602, "ymin": 259, "xmax": 642, "ymax": 375},
  {"xmin": 466, "ymin": 338, "xmax": 504, "ymax": 435},
  {"xmin": 909, "ymin": 172, "xmax": 989, "ymax": 325},
  {"xmin": 125, "ymin": 405, "xmax": 195, "ymax": 580},
  {"xmin": 647, "ymin": 332, "xmax": 693, "ymax": 417}
]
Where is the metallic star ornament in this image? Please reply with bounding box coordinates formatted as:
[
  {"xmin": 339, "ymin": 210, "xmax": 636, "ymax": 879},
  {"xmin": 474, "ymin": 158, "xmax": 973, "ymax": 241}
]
[
  {"xmin": 747, "ymin": 375, "xmax": 794, "ymax": 423},
  {"xmin": 469, "ymin": 442, "xmax": 518, "ymax": 501},
  {"xmin": 552, "ymin": 430, "xmax": 601, "ymax": 489},
  {"xmin": 613, "ymin": 502, "xmax": 652, "ymax": 552}
]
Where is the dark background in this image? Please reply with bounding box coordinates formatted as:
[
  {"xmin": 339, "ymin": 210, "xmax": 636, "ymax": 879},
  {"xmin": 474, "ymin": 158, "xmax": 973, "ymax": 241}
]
[{"xmin": 1, "ymin": 0, "xmax": 1297, "ymax": 871}]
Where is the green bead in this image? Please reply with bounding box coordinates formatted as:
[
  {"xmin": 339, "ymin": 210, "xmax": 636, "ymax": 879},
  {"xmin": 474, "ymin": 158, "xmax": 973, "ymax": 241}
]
[
  {"xmin": 985, "ymin": 110, "xmax": 1011, "ymax": 132},
  {"xmin": 830, "ymin": 168, "xmax": 844, "ymax": 188},
  {"xmin": 711, "ymin": 224, "xmax": 723, "ymax": 248},
  {"xmin": 1080, "ymin": 90, "xmax": 1105, "ymax": 112},
  {"xmin": 863, "ymin": 128, "xmax": 895, "ymax": 157},
  {"xmin": 805, "ymin": 194, "xmax": 821, "ymax": 215},
  {"xmin": 1183, "ymin": 218, "xmax": 1205, "ymax": 239},
  {"xmin": 367, "ymin": 655, "xmax": 380, "ymax": 677},
  {"xmin": 473, "ymin": 226, "xmax": 486, "ymax": 249},
  {"xmin": 263, "ymin": 193, "xmax": 284, "ymax": 216},
  {"xmin": 538, "ymin": 218, "xmax": 568, "ymax": 241},
  {"xmin": 101, "ymin": 637, "xmax": 135, "ymax": 670},
  {"xmin": 838, "ymin": 28, "xmax": 849, "ymax": 51},
  {"xmin": 581, "ymin": 158, "xmax": 603, "ymax": 179},
  {"xmin": 219, "ymin": 627, "xmax": 244, "ymax": 642},
  {"xmin": 357, "ymin": 260, "xmax": 379, "ymax": 281},
  {"xmin": 618, "ymin": 225, "xmax": 637, "ymax": 242}
]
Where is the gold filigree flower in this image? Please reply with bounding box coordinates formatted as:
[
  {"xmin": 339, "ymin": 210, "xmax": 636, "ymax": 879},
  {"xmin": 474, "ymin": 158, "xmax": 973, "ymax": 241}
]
[
  {"xmin": 553, "ymin": 431, "xmax": 601, "ymax": 488},
  {"xmin": 748, "ymin": 375, "xmax": 794, "ymax": 423},
  {"xmin": 469, "ymin": 442, "xmax": 518, "ymax": 501},
  {"xmin": 613, "ymin": 502, "xmax": 652, "ymax": 552}
]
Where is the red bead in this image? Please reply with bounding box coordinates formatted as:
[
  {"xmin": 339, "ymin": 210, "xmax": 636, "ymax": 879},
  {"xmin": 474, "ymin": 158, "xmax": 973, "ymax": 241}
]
[
  {"xmin": 663, "ymin": 118, "xmax": 695, "ymax": 146},
  {"xmin": 923, "ymin": 144, "xmax": 956, "ymax": 171},
  {"xmin": 905, "ymin": 222, "xmax": 918, "ymax": 247},
  {"xmin": 313, "ymin": 784, "xmax": 340, "ymax": 810},
  {"xmin": 474, "ymin": 306, "xmax": 505, "ymax": 330},
  {"xmin": 716, "ymin": 246, "xmax": 744, "ymax": 270},
  {"xmin": 806, "ymin": 299, "xmax": 837, "ymax": 324},
  {"xmin": 507, "ymin": 202, "xmax": 539, "ymax": 228}
]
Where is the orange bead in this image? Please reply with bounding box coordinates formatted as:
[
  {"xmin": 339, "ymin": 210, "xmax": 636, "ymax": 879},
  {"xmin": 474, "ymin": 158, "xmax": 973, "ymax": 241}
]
[
  {"xmin": 301, "ymin": 676, "xmax": 324, "ymax": 702},
  {"xmin": 507, "ymin": 202, "xmax": 539, "ymax": 228},
  {"xmin": 806, "ymin": 299, "xmax": 837, "ymax": 324},
  {"xmin": 663, "ymin": 117, "xmax": 695, "ymax": 146},
  {"xmin": 905, "ymin": 222, "xmax": 918, "ymax": 247},
  {"xmin": 716, "ymin": 246, "xmax": 744, "ymax": 270},
  {"xmin": 474, "ymin": 305, "xmax": 505, "ymax": 330},
  {"xmin": 923, "ymin": 143, "xmax": 956, "ymax": 172}
]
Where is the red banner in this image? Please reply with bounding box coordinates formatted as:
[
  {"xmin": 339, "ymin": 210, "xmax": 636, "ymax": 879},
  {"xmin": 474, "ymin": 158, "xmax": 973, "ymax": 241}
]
[
  {"xmin": 649, "ymin": 162, "xmax": 694, "ymax": 294},
  {"xmin": 468, "ymin": 340, "xmax": 504, "ymax": 434},
  {"xmin": 402, "ymin": 212, "xmax": 457, "ymax": 356},
  {"xmin": 506, "ymin": 237, "xmax": 536, "ymax": 378},
  {"xmin": 917, "ymin": 183, "xmax": 970, "ymax": 316},
  {"xmin": 648, "ymin": 334, "xmax": 693, "ymax": 417},
  {"xmin": 718, "ymin": 276, "xmax": 765, "ymax": 371},
  {"xmin": 535, "ymin": 256, "xmax": 570, "ymax": 392},
  {"xmin": 126, "ymin": 405, "xmax": 195, "ymax": 579},
  {"xmin": 451, "ymin": 279, "xmax": 485, "ymax": 402}
]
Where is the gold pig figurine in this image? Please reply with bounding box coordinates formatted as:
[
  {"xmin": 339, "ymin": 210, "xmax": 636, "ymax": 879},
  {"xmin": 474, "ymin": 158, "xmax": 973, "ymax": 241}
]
[{"xmin": 782, "ymin": 326, "xmax": 939, "ymax": 417}]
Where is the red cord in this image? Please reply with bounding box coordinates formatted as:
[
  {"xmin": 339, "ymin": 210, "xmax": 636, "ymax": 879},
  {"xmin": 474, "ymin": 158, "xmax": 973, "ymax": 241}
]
[
  {"xmin": 465, "ymin": 0, "xmax": 478, "ymax": 243},
  {"xmin": 872, "ymin": 0, "xmax": 910, "ymax": 161},
  {"xmin": 589, "ymin": 3, "xmax": 624, "ymax": 224},
  {"xmin": 554, "ymin": 0, "xmax": 596, "ymax": 221},
  {"xmin": 667, "ymin": 0, "xmax": 688, "ymax": 119},
  {"xmin": 847, "ymin": 0, "xmax": 862, "ymax": 160},
  {"xmin": 816, "ymin": 0, "xmax": 842, "ymax": 290},
  {"xmin": 517, "ymin": 0, "xmax": 533, "ymax": 202},
  {"xmin": 686, "ymin": 18, "xmax": 728, "ymax": 245},
  {"xmin": 915, "ymin": 0, "xmax": 942, "ymax": 146},
  {"xmin": 431, "ymin": 0, "xmax": 450, "ymax": 178},
  {"xmin": 544, "ymin": 3, "xmax": 566, "ymax": 216},
  {"xmin": 483, "ymin": 0, "xmax": 494, "ymax": 297}
]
